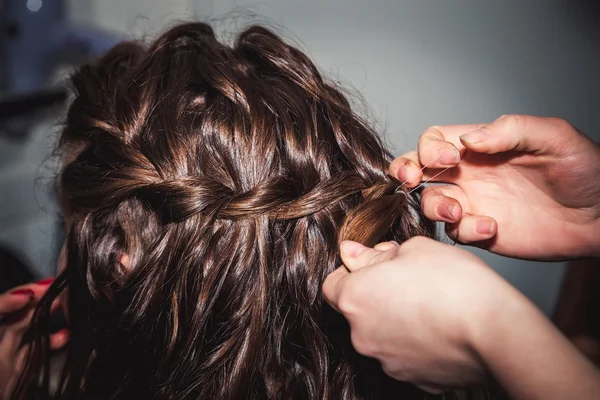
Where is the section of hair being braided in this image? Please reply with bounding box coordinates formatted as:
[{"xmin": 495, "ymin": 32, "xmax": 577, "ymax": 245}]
[{"xmin": 15, "ymin": 22, "xmax": 446, "ymax": 400}]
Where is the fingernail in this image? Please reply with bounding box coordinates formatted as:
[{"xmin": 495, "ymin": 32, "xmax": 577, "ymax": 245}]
[
  {"xmin": 10, "ymin": 288, "xmax": 34, "ymax": 296},
  {"xmin": 340, "ymin": 240, "xmax": 369, "ymax": 258},
  {"xmin": 397, "ymin": 167, "xmax": 409, "ymax": 183},
  {"xmin": 438, "ymin": 148, "xmax": 460, "ymax": 166},
  {"xmin": 36, "ymin": 278, "xmax": 55, "ymax": 286},
  {"xmin": 448, "ymin": 203, "xmax": 459, "ymax": 220},
  {"xmin": 476, "ymin": 219, "xmax": 497, "ymax": 235},
  {"xmin": 437, "ymin": 203, "xmax": 457, "ymax": 221},
  {"xmin": 460, "ymin": 129, "xmax": 488, "ymax": 144},
  {"xmin": 396, "ymin": 161, "xmax": 415, "ymax": 183}
]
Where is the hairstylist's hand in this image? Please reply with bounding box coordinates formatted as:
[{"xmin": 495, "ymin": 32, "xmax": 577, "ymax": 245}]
[
  {"xmin": 323, "ymin": 237, "xmax": 509, "ymax": 393},
  {"xmin": 0, "ymin": 280, "xmax": 67, "ymax": 398},
  {"xmin": 323, "ymin": 238, "xmax": 600, "ymax": 399},
  {"xmin": 390, "ymin": 115, "xmax": 600, "ymax": 260}
]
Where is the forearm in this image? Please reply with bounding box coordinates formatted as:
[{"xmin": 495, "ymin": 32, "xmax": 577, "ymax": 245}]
[{"xmin": 474, "ymin": 288, "xmax": 600, "ymax": 400}]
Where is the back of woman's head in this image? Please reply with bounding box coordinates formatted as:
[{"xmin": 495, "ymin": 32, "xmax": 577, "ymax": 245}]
[{"xmin": 16, "ymin": 22, "xmax": 437, "ymax": 399}]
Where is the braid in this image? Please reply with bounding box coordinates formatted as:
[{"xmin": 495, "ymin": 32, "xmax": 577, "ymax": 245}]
[
  {"xmin": 62, "ymin": 122, "xmax": 404, "ymax": 224},
  {"xmin": 14, "ymin": 21, "xmax": 469, "ymax": 400}
]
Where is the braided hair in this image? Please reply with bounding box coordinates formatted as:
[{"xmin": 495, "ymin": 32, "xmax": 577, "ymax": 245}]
[{"xmin": 15, "ymin": 22, "xmax": 442, "ymax": 399}]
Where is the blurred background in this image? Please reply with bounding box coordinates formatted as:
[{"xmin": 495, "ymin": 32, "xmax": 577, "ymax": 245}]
[{"xmin": 0, "ymin": 0, "xmax": 598, "ymax": 318}]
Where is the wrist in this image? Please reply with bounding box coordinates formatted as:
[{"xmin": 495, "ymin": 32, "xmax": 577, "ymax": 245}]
[
  {"xmin": 468, "ymin": 284, "xmax": 549, "ymax": 400},
  {"xmin": 467, "ymin": 279, "xmax": 534, "ymax": 368},
  {"xmin": 467, "ymin": 276, "xmax": 600, "ymax": 400}
]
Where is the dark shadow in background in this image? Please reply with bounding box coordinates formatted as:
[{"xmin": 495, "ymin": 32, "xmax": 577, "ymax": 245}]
[
  {"xmin": 0, "ymin": 245, "xmax": 34, "ymax": 293},
  {"xmin": 553, "ymin": 0, "xmax": 600, "ymax": 367},
  {"xmin": 561, "ymin": 0, "xmax": 600, "ymax": 33}
]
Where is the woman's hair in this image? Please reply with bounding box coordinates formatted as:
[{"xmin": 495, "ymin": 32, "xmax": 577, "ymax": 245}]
[{"xmin": 14, "ymin": 22, "xmax": 451, "ymax": 399}]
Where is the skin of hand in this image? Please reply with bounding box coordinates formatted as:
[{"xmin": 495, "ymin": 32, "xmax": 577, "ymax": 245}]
[
  {"xmin": 323, "ymin": 237, "xmax": 509, "ymax": 393},
  {"xmin": 0, "ymin": 280, "xmax": 67, "ymax": 398},
  {"xmin": 323, "ymin": 238, "xmax": 600, "ymax": 399},
  {"xmin": 389, "ymin": 114, "xmax": 600, "ymax": 260}
]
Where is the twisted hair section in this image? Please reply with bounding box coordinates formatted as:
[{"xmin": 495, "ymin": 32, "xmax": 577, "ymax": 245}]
[{"xmin": 14, "ymin": 22, "xmax": 452, "ymax": 400}]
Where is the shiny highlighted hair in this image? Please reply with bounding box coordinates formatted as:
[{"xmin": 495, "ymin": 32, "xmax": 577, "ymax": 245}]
[{"xmin": 13, "ymin": 22, "xmax": 487, "ymax": 400}]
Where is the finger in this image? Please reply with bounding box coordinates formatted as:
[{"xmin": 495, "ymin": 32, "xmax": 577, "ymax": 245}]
[
  {"xmin": 418, "ymin": 124, "xmax": 483, "ymax": 148},
  {"xmin": 415, "ymin": 384, "xmax": 446, "ymax": 395},
  {"xmin": 0, "ymin": 279, "xmax": 57, "ymax": 324},
  {"xmin": 4, "ymin": 344, "xmax": 30, "ymax": 396},
  {"xmin": 373, "ymin": 241, "xmax": 400, "ymax": 252},
  {"xmin": 10, "ymin": 306, "xmax": 36, "ymax": 333},
  {"xmin": 14, "ymin": 344, "xmax": 29, "ymax": 374},
  {"xmin": 446, "ymin": 214, "xmax": 498, "ymax": 243},
  {"xmin": 420, "ymin": 185, "xmax": 469, "ymax": 223},
  {"xmin": 1, "ymin": 277, "xmax": 55, "ymax": 303},
  {"xmin": 339, "ymin": 241, "xmax": 396, "ymax": 272},
  {"xmin": 2, "ymin": 328, "xmax": 69, "ymax": 360},
  {"xmin": 459, "ymin": 114, "xmax": 565, "ymax": 155},
  {"xmin": 322, "ymin": 266, "xmax": 350, "ymax": 311},
  {"xmin": 0, "ymin": 308, "xmax": 35, "ymax": 355},
  {"xmin": 50, "ymin": 328, "xmax": 69, "ymax": 350},
  {"xmin": 30, "ymin": 278, "xmax": 55, "ymax": 298},
  {"xmin": 389, "ymin": 151, "xmax": 423, "ymax": 188},
  {"xmin": 0, "ymin": 298, "xmax": 64, "ymax": 356},
  {"xmin": 2, "ymin": 296, "xmax": 61, "ymax": 334},
  {"xmin": 0, "ymin": 289, "xmax": 34, "ymax": 315},
  {"xmin": 417, "ymin": 126, "xmax": 463, "ymax": 168}
]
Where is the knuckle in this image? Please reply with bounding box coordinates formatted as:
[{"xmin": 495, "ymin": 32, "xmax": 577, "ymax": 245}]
[
  {"xmin": 403, "ymin": 235, "xmax": 428, "ymax": 248},
  {"xmin": 546, "ymin": 116, "xmax": 571, "ymax": 131},
  {"xmin": 401, "ymin": 150, "xmax": 418, "ymax": 163},
  {"xmin": 336, "ymin": 283, "xmax": 359, "ymax": 316},
  {"xmin": 394, "ymin": 157, "xmax": 412, "ymax": 170},
  {"xmin": 366, "ymin": 249, "xmax": 391, "ymax": 267},
  {"xmin": 380, "ymin": 361, "xmax": 403, "ymax": 380},
  {"xmin": 417, "ymin": 385, "xmax": 444, "ymax": 395},
  {"xmin": 382, "ymin": 246, "xmax": 402, "ymax": 262},
  {"xmin": 543, "ymin": 117, "xmax": 578, "ymax": 152},
  {"xmin": 495, "ymin": 114, "xmax": 527, "ymax": 131},
  {"xmin": 420, "ymin": 185, "xmax": 435, "ymax": 197},
  {"xmin": 373, "ymin": 242, "xmax": 396, "ymax": 252},
  {"xmin": 419, "ymin": 194, "xmax": 434, "ymax": 215},
  {"xmin": 421, "ymin": 185, "xmax": 443, "ymax": 200},
  {"xmin": 350, "ymin": 330, "xmax": 376, "ymax": 356},
  {"xmin": 381, "ymin": 363, "xmax": 393, "ymax": 377},
  {"xmin": 421, "ymin": 125, "xmax": 444, "ymax": 141}
]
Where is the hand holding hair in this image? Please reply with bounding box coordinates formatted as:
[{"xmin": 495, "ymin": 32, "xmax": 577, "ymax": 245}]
[
  {"xmin": 0, "ymin": 280, "xmax": 67, "ymax": 399},
  {"xmin": 390, "ymin": 115, "xmax": 600, "ymax": 260},
  {"xmin": 323, "ymin": 238, "xmax": 600, "ymax": 399},
  {"xmin": 323, "ymin": 237, "xmax": 493, "ymax": 394}
]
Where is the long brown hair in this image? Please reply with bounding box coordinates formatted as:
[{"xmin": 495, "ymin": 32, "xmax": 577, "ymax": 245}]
[{"xmin": 14, "ymin": 22, "xmax": 474, "ymax": 399}]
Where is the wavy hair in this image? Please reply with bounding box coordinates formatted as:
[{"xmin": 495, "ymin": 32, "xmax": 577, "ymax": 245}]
[{"xmin": 13, "ymin": 22, "xmax": 489, "ymax": 399}]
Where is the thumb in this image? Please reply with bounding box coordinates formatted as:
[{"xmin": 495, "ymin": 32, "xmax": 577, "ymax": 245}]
[
  {"xmin": 459, "ymin": 114, "xmax": 552, "ymax": 155},
  {"xmin": 340, "ymin": 240, "xmax": 389, "ymax": 272}
]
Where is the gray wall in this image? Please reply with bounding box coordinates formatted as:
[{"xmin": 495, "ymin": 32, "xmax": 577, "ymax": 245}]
[{"xmin": 3, "ymin": 1, "xmax": 598, "ymax": 315}]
